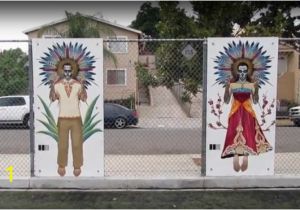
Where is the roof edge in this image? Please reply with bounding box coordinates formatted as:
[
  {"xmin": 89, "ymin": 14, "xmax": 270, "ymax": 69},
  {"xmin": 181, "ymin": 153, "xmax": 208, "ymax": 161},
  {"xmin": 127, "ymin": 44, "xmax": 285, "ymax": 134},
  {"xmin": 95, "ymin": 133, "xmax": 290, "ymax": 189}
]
[{"xmin": 23, "ymin": 15, "xmax": 142, "ymax": 35}]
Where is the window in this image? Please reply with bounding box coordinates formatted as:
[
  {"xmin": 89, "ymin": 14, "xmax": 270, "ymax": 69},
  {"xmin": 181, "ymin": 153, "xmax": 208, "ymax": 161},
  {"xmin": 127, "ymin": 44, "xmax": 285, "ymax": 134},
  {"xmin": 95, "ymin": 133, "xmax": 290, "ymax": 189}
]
[
  {"xmin": 107, "ymin": 36, "xmax": 128, "ymax": 53},
  {"xmin": 278, "ymin": 55, "xmax": 288, "ymax": 76},
  {"xmin": 107, "ymin": 69, "xmax": 126, "ymax": 85},
  {"xmin": 0, "ymin": 98, "xmax": 10, "ymax": 107},
  {"xmin": 0, "ymin": 97, "xmax": 25, "ymax": 106},
  {"xmin": 42, "ymin": 34, "xmax": 62, "ymax": 38},
  {"xmin": 42, "ymin": 29, "xmax": 62, "ymax": 38},
  {"xmin": 12, "ymin": 97, "xmax": 26, "ymax": 106}
]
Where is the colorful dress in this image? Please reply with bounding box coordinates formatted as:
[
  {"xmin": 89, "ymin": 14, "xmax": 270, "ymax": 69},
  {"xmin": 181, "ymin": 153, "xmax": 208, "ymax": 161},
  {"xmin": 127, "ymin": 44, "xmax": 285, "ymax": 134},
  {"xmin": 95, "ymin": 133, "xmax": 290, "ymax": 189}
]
[{"xmin": 221, "ymin": 82, "xmax": 272, "ymax": 158}]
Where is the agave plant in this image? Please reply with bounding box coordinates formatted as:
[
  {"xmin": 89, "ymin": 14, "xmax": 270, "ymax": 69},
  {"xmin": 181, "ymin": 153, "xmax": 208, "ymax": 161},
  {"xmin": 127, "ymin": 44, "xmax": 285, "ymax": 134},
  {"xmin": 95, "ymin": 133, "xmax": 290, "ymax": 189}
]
[
  {"xmin": 37, "ymin": 96, "xmax": 58, "ymax": 141},
  {"xmin": 37, "ymin": 95, "xmax": 102, "ymax": 142},
  {"xmin": 82, "ymin": 95, "xmax": 102, "ymax": 141}
]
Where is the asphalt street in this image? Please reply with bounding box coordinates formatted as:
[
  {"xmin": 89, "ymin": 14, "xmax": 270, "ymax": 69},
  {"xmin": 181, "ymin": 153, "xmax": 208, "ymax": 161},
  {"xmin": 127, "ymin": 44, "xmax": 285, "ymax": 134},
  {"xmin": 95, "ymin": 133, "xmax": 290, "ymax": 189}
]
[{"xmin": 0, "ymin": 126, "xmax": 299, "ymax": 154}]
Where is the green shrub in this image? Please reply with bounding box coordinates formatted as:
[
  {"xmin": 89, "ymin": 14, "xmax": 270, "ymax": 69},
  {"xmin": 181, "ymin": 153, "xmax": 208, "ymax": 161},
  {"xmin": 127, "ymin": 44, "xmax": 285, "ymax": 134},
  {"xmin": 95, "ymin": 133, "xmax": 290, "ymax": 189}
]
[
  {"xmin": 135, "ymin": 62, "xmax": 158, "ymax": 87},
  {"xmin": 105, "ymin": 95, "xmax": 136, "ymax": 110}
]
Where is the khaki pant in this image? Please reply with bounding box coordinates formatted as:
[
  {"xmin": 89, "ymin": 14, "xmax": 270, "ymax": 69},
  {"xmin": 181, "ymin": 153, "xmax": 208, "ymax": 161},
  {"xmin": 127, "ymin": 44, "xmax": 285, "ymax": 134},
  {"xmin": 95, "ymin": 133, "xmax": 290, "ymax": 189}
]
[{"xmin": 57, "ymin": 117, "xmax": 83, "ymax": 168}]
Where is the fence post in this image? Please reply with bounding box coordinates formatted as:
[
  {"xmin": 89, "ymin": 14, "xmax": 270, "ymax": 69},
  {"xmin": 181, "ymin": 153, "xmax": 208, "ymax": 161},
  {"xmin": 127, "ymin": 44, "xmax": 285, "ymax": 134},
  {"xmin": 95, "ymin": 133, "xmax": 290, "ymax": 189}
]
[
  {"xmin": 201, "ymin": 39, "xmax": 207, "ymax": 176},
  {"xmin": 28, "ymin": 41, "xmax": 35, "ymax": 177}
]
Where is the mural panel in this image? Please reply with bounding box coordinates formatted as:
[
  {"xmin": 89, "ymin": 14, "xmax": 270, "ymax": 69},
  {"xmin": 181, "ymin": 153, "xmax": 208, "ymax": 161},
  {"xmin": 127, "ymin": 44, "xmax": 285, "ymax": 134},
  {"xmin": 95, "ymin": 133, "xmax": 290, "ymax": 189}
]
[
  {"xmin": 206, "ymin": 38, "xmax": 278, "ymax": 176},
  {"xmin": 32, "ymin": 39, "xmax": 103, "ymax": 177}
]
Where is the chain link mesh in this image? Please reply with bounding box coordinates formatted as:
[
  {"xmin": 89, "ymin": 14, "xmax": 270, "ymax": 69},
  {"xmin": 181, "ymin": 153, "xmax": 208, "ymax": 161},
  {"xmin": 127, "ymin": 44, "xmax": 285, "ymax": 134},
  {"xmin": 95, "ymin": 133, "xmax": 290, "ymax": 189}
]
[
  {"xmin": 103, "ymin": 40, "xmax": 203, "ymax": 177},
  {"xmin": 0, "ymin": 41, "xmax": 30, "ymax": 178},
  {"xmin": 0, "ymin": 38, "xmax": 300, "ymax": 179}
]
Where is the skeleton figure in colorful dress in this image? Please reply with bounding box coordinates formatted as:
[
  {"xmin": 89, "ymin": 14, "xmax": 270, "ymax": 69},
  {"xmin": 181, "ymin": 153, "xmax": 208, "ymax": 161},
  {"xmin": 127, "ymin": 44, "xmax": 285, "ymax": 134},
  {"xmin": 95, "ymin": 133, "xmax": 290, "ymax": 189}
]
[{"xmin": 214, "ymin": 41, "xmax": 273, "ymax": 172}]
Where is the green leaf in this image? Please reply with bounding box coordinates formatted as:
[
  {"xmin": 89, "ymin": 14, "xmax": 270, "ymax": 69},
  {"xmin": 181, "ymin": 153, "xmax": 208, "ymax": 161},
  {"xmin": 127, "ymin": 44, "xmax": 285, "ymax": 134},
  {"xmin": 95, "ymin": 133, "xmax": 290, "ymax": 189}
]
[
  {"xmin": 83, "ymin": 128, "xmax": 102, "ymax": 142},
  {"xmin": 104, "ymin": 47, "xmax": 118, "ymax": 67},
  {"xmin": 37, "ymin": 119, "xmax": 58, "ymax": 136},
  {"xmin": 83, "ymin": 119, "xmax": 101, "ymax": 134},
  {"xmin": 37, "ymin": 96, "xmax": 58, "ymax": 142},
  {"xmin": 83, "ymin": 95, "xmax": 100, "ymax": 125},
  {"xmin": 83, "ymin": 112, "xmax": 98, "ymax": 131},
  {"xmin": 42, "ymin": 112, "xmax": 57, "ymax": 132},
  {"xmin": 38, "ymin": 96, "xmax": 56, "ymax": 126},
  {"xmin": 37, "ymin": 131, "xmax": 58, "ymax": 142}
]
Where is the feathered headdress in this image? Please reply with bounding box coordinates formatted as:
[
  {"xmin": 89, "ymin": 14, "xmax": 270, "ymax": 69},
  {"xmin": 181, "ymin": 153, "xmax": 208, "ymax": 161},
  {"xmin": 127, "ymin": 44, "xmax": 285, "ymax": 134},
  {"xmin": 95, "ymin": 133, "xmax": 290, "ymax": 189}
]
[
  {"xmin": 39, "ymin": 42, "xmax": 96, "ymax": 89},
  {"xmin": 214, "ymin": 40, "xmax": 272, "ymax": 88}
]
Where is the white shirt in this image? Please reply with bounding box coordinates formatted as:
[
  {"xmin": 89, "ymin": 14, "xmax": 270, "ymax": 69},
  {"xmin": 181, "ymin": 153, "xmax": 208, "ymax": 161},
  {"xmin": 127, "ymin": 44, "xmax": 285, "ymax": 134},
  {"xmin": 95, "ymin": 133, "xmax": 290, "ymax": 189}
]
[{"xmin": 54, "ymin": 79, "xmax": 83, "ymax": 118}]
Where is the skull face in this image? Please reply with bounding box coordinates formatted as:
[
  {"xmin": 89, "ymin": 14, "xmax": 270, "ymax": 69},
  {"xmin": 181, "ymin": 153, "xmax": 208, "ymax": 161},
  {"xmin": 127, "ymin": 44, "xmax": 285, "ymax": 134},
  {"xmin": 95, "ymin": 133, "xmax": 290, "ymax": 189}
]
[
  {"xmin": 237, "ymin": 64, "xmax": 248, "ymax": 82},
  {"xmin": 63, "ymin": 64, "xmax": 72, "ymax": 81}
]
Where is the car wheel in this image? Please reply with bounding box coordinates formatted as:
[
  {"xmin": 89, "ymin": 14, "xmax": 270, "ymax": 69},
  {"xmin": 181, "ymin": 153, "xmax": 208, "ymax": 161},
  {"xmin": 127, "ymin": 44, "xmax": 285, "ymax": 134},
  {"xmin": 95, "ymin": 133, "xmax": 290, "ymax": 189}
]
[
  {"xmin": 114, "ymin": 117, "xmax": 127, "ymax": 129},
  {"xmin": 23, "ymin": 114, "xmax": 30, "ymax": 128},
  {"xmin": 295, "ymin": 121, "xmax": 300, "ymax": 127}
]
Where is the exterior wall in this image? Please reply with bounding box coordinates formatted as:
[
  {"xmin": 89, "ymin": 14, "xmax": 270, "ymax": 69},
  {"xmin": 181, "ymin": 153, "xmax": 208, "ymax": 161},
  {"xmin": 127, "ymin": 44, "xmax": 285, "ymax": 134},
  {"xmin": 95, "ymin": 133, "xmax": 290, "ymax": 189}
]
[
  {"xmin": 277, "ymin": 47, "xmax": 300, "ymax": 104},
  {"xmin": 26, "ymin": 21, "xmax": 139, "ymax": 101},
  {"xmin": 278, "ymin": 54, "xmax": 288, "ymax": 77},
  {"xmin": 26, "ymin": 23, "xmax": 67, "ymax": 38},
  {"xmin": 138, "ymin": 55, "xmax": 156, "ymax": 70},
  {"xmin": 277, "ymin": 71, "xmax": 295, "ymax": 102},
  {"xmin": 103, "ymin": 26, "xmax": 139, "ymax": 101},
  {"xmin": 289, "ymin": 50, "xmax": 299, "ymax": 72},
  {"xmin": 294, "ymin": 70, "xmax": 300, "ymax": 104}
]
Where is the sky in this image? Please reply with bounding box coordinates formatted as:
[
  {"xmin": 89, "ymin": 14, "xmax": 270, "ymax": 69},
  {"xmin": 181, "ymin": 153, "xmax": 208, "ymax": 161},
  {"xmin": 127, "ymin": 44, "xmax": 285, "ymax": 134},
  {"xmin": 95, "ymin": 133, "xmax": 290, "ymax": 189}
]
[
  {"xmin": 0, "ymin": 2, "xmax": 299, "ymax": 52},
  {"xmin": 0, "ymin": 1, "xmax": 193, "ymax": 52}
]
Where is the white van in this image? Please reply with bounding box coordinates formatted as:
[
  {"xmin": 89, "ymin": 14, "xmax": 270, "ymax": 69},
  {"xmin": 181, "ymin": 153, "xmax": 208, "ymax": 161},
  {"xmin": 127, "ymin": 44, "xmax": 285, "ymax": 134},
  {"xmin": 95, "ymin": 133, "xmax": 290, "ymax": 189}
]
[{"xmin": 289, "ymin": 105, "xmax": 300, "ymax": 126}]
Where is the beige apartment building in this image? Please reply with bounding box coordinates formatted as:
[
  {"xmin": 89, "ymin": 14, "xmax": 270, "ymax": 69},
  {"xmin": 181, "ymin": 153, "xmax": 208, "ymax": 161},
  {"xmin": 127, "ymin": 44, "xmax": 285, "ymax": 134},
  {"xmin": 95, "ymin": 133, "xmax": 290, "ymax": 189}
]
[
  {"xmin": 277, "ymin": 43, "xmax": 300, "ymax": 105},
  {"xmin": 24, "ymin": 15, "xmax": 142, "ymax": 102}
]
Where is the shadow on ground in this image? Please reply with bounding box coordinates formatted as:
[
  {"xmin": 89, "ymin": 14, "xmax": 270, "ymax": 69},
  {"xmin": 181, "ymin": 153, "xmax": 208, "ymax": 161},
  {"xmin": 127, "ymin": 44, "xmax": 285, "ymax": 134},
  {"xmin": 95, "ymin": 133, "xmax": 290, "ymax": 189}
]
[{"xmin": 0, "ymin": 190, "xmax": 300, "ymax": 208}]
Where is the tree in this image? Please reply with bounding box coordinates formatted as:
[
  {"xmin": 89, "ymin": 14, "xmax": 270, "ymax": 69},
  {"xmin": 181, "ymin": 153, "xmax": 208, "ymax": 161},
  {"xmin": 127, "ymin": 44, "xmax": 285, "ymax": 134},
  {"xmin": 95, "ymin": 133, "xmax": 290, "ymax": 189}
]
[
  {"xmin": 38, "ymin": 11, "xmax": 117, "ymax": 65},
  {"xmin": 154, "ymin": 2, "xmax": 202, "ymax": 99},
  {"xmin": 191, "ymin": 1, "xmax": 255, "ymax": 37},
  {"xmin": 0, "ymin": 48, "xmax": 28, "ymax": 95},
  {"xmin": 157, "ymin": 1, "xmax": 197, "ymax": 38},
  {"xmin": 241, "ymin": 2, "xmax": 300, "ymax": 38},
  {"xmin": 191, "ymin": 1, "xmax": 299, "ymax": 39},
  {"xmin": 135, "ymin": 1, "xmax": 300, "ymax": 103},
  {"xmin": 130, "ymin": 2, "xmax": 160, "ymax": 38}
]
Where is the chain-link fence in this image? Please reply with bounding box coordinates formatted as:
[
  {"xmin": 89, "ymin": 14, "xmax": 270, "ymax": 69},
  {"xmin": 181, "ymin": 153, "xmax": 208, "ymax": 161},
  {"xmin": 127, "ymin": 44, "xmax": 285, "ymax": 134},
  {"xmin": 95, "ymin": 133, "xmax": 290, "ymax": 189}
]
[
  {"xmin": 103, "ymin": 39, "xmax": 203, "ymax": 177},
  {"xmin": 0, "ymin": 38, "xmax": 300, "ymax": 179},
  {"xmin": 0, "ymin": 40, "xmax": 31, "ymax": 178}
]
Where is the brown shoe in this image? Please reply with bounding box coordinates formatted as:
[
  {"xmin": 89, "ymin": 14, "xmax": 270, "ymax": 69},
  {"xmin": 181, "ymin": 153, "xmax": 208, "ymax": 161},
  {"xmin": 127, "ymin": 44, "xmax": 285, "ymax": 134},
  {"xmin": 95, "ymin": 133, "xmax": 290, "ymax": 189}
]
[
  {"xmin": 57, "ymin": 167, "xmax": 66, "ymax": 177},
  {"xmin": 73, "ymin": 168, "xmax": 81, "ymax": 177}
]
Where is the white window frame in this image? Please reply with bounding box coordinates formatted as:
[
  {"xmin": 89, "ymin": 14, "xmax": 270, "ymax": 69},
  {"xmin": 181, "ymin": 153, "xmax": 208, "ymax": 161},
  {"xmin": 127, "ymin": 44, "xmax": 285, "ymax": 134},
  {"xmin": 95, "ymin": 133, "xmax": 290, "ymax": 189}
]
[
  {"xmin": 106, "ymin": 69, "xmax": 127, "ymax": 86},
  {"xmin": 278, "ymin": 55, "xmax": 288, "ymax": 77},
  {"xmin": 42, "ymin": 34, "xmax": 62, "ymax": 38},
  {"xmin": 41, "ymin": 29, "xmax": 62, "ymax": 38},
  {"xmin": 106, "ymin": 36, "xmax": 128, "ymax": 54}
]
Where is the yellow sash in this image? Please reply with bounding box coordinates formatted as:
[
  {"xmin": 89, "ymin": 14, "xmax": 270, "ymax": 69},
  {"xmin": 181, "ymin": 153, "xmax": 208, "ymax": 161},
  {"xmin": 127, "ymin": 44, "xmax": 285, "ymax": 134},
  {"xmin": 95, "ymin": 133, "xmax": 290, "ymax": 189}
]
[{"xmin": 229, "ymin": 99, "xmax": 256, "ymax": 119}]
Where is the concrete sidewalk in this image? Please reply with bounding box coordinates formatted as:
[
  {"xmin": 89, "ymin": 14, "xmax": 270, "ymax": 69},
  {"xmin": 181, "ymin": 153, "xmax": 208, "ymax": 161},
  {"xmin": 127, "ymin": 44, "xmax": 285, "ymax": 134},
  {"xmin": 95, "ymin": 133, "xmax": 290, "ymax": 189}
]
[
  {"xmin": 1, "ymin": 152, "xmax": 300, "ymax": 181},
  {"xmin": 138, "ymin": 118, "xmax": 201, "ymax": 128},
  {"xmin": 139, "ymin": 86, "xmax": 187, "ymax": 119}
]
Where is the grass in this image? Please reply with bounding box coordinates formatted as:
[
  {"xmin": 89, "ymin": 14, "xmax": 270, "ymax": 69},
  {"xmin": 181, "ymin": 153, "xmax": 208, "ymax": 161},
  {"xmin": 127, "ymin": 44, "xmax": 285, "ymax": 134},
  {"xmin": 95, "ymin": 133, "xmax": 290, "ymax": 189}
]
[{"xmin": 1, "ymin": 189, "xmax": 300, "ymax": 208}]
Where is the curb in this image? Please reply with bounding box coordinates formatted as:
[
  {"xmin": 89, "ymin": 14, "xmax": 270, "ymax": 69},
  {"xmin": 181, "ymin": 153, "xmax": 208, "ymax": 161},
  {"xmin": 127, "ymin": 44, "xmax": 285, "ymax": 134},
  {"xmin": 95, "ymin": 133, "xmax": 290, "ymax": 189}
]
[{"xmin": 2, "ymin": 176, "xmax": 300, "ymax": 189}]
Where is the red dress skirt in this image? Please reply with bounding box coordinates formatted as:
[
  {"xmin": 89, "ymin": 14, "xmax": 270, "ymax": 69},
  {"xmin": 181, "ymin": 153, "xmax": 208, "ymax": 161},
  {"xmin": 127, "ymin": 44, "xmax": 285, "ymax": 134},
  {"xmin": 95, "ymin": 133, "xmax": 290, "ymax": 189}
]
[{"xmin": 221, "ymin": 92, "xmax": 272, "ymax": 158}]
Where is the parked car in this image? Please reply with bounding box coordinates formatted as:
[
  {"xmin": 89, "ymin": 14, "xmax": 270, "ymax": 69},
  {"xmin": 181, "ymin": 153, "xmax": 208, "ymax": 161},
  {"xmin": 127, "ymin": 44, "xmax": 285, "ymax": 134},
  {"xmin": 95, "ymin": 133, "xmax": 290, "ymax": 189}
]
[
  {"xmin": 0, "ymin": 95, "xmax": 30, "ymax": 128},
  {"xmin": 104, "ymin": 103, "xmax": 138, "ymax": 129},
  {"xmin": 289, "ymin": 105, "xmax": 300, "ymax": 126}
]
